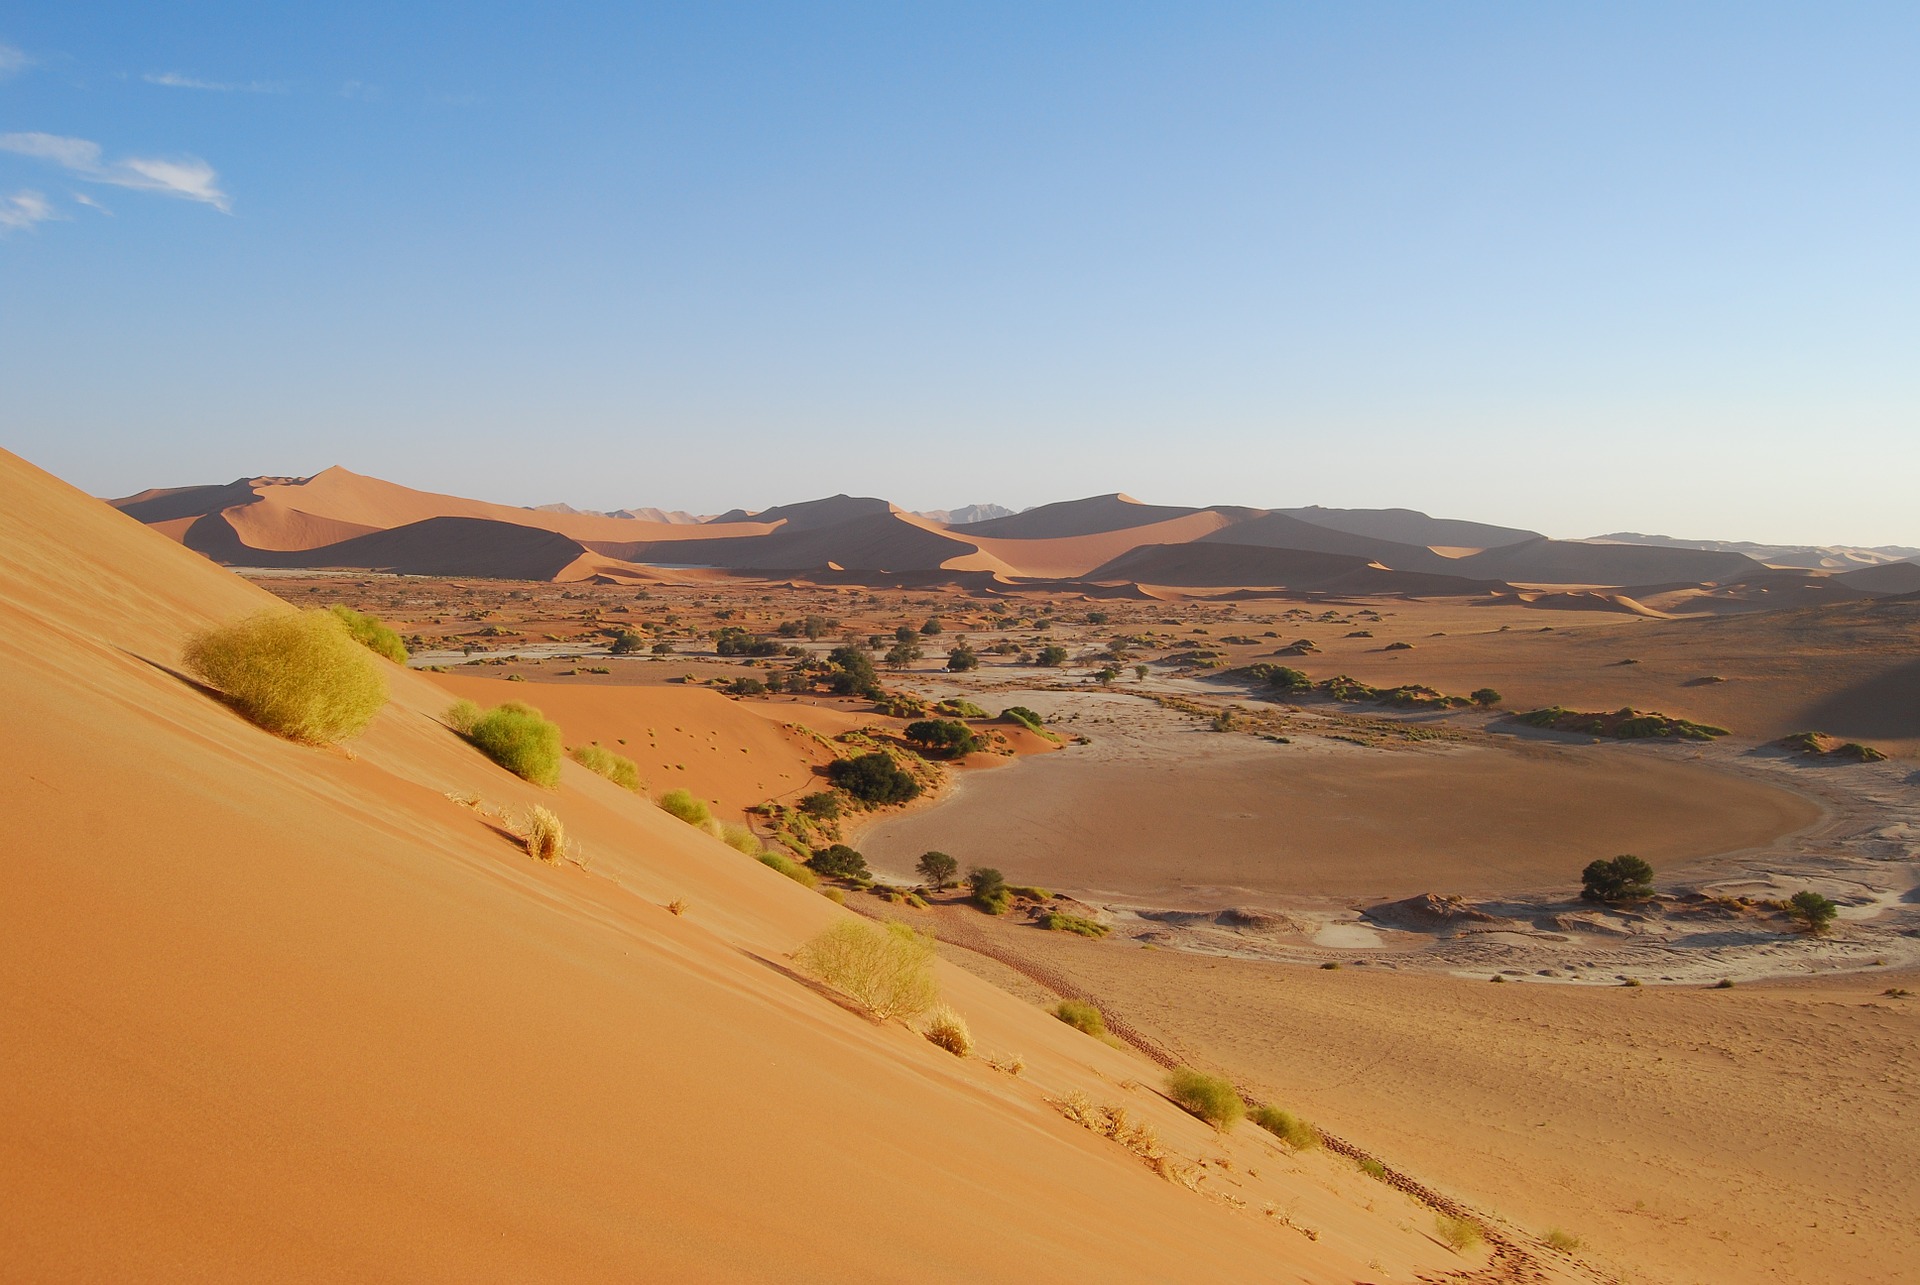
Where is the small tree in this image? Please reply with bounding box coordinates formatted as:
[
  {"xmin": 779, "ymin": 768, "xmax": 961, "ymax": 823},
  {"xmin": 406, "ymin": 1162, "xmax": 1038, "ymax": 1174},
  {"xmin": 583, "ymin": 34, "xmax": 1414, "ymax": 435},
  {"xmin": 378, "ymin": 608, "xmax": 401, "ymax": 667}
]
[
  {"xmin": 608, "ymin": 630, "xmax": 646, "ymax": 655},
  {"xmin": 1094, "ymin": 666, "xmax": 1119, "ymax": 683},
  {"xmin": 1134, "ymin": 664, "xmax": 1148, "ymax": 681},
  {"xmin": 826, "ymin": 645, "xmax": 883, "ymax": 698},
  {"xmin": 1036, "ymin": 644, "xmax": 1069, "ymax": 667},
  {"xmin": 886, "ymin": 638, "xmax": 923, "ymax": 669},
  {"xmin": 1787, "ymin": 889, "xmax": 1838, "ymax": 933},
  {"xmin": 946, "ymin": 641, "xmax": 980, "ymax": 672},
  {"xmin": 916, "ymin": 850, "xmax": 959, "ymax": 889},
  {"xmin": 798, "ymin": 791, "xmax": 842, "ymax": 820},
  {"xmin": 919, "ymin": 617, "xmax": 943, "ymax": 636},
  {"xmin": 1581, "ymin": 854, "xmax": 1655, "ymax": 904},
  {"xmin": 810, "ymin": 843, "xmax": 870, "ymax": 880},
  {"xmin": 1471, "ymin": 688, "xmax": 1502, "ymax": 707}
]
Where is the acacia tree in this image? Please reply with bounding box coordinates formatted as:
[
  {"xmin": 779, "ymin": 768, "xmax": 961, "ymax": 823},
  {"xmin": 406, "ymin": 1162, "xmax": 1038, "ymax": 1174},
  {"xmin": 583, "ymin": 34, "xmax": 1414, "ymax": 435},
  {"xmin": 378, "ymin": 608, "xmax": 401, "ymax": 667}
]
[
  {"xmin": 916, "ymin": 850, "xmax": 959, "ymax": 889},
  {"xmin": 946, "ymin": 640, "xmax": 979, "ymax": 672},
  {"xmin": 1580, "ymin": 855, "xmax": 1655, "ymax": 903},
  {"xmin": 1787, "ymin": 889, "xmax": 1838, "ymax": 933}
]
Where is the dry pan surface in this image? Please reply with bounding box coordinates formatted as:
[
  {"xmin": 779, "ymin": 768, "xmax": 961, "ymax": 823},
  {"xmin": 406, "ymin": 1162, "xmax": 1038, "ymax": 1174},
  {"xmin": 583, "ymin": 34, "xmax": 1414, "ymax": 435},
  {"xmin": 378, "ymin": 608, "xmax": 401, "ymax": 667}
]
[{"xmin": 858, "ymin": 689, "xmax": 1821, "ymax": 904}]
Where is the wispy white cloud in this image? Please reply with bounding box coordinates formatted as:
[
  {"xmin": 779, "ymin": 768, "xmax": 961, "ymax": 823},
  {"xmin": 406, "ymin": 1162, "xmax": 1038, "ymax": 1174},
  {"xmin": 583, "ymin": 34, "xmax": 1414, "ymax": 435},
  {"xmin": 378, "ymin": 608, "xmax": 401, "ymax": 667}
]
[
  {"xmin": 0, "ymin": 131, "xmax": 230, "ymax": 213},
  {"xmin": 0, "ymin": 43, "xmax": 30, "ymax": 80},
  {"xmin": 144, "ymin": 71, "xmax": 286, "ymax": 94},
  {"xmin": 0, "ymin": 189, "xmax": 57, "ymax": 235},
  {"xmin": 71, "ymin": 190, "xmax": 112, "ymax": 215}
]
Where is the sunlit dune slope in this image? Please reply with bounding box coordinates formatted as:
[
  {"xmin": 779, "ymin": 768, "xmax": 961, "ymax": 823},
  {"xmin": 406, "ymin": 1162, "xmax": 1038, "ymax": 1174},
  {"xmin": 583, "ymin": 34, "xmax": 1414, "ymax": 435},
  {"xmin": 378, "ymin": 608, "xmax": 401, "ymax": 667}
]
[{"xmin": 6, "ymin": 447, "xmax": 1472, "ymax": 1281}]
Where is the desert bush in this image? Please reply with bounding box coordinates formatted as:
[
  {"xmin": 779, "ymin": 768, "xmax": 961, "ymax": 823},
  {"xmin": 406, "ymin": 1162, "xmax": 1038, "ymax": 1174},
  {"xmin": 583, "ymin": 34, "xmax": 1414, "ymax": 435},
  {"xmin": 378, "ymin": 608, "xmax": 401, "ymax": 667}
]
[
  {"xmin": 757, "ymin": 850, "xmax": 819, "ymax": 888},
  {"xmin": 1581, "ymin": 854, "xmax": 1655, "ymax": 903},
  {"xmin": 916, "ymin": 850, "xmax": 958, "ymax": 889},
  {"xmin": 1436, "ymin": 1214, "xmax": 1483, "ymax": 1254},
  {"xmin": 1053, "ymin": 999, "xmax": 1107, "ymax": 1038},
  {"xmin": 1002, "ymin": 705, "xmax": 1047, "ymax": 731},
  {"xmin": 1166, "ymin": 1068, "xmax": 1244, "ymax": 1131},
  {"xmin": 1470, "ymin": 687, "xmax": 1501, "ymax": 707},
  {"xmin": 1543, "ymin": 1229, "xmax": 1582, "ymax": 1254},
  {"xmin": 967, "ymin": 866, "xmax": 1010, "ymax": 913},
  {"xmin": 945, "ymin": 643, "xmax": 980, "ymax": 672},
  {"xmin": 1357, "ymin": 1157, "xmax": 1387, "ymax": 1180},
  {"xmin": 825, "ymin": 645, "xmax": 883, "ymax": 698},
  {"xmin": 328, "ymin": 604, "xmax": 408, "ymax": 663},
  {"xmin": 796, "ymin": 919, "xmax": 939, "ymax": 1020},
  {"xmin": 922, "ymin": 1004, "xmax": 973, "ymax": 1056},
  {"xmin": 1042, "ymin": 911, "xmax": 1110, "ymax": 938},
  {"xmin": 659, "ymin": 788, "xmax": 714, "ymax": 829},
  {"xmin": 569, "ymin": 742, "xmax": 641, "ymax": 791},
  {"xmin": 720, "ymin": 822, "xmax": 762, "ymax": 856},
  {"xmin": 1249, "ymin": 1105, "xmax": 1320, "ymax": 1151},
  {"xmin": 466, "ymin": 702, "xmax": 564, "ymax": 786},
  {"xmin": 445, "ymin": 698, "xmax": 482, "ymax": 734},
  {"xmin": 519, "ymin": 805, "xmax": 567, "ymax": 863},
  {"xmin": 904, "ymin": 718, "xmax": 983, "ymax": 757},
  {"xmin": 183, "ymin": 608, "xmax": 388, "ymax": 744},
  {"xmin": 810, "ymin": 843, "xmax": 870, "ymax": 880},
  {"xmin": 1787, "ymin": 889, "xmax": 1839, "ymax": 932},
  {"xmin": 938, "ymin": 698, "xmax": 990, "ymax": 718},
  {"xmin": 828, "ymin": 752, "xmax": 920, "ymax": 805},
  {"xmin": 1035, "ymin": 644, "xmax": 1070, "ymax": 667},
  {"xmin": 798, "ymin": 790, "xmax": 843, "ymax": 820}
]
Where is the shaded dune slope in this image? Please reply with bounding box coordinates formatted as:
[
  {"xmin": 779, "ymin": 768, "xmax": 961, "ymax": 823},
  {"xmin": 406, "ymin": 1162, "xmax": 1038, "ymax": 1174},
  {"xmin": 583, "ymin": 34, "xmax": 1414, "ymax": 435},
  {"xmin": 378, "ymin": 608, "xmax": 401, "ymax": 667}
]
[
  {"xmin": 11, "ymin": 447, "xmax": 1454, "ymax": 1281},
  {"xmin": 1089, "ymin": 541, "xmax": 1510, "ymax": 595}
]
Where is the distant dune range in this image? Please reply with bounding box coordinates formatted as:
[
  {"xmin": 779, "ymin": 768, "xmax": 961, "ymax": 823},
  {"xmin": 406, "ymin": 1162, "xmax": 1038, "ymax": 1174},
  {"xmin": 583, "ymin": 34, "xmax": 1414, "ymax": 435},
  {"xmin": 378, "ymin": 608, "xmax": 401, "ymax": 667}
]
[{"xmin": 113, "ymin": 467, "xmax": 1919, "ymax": 610}]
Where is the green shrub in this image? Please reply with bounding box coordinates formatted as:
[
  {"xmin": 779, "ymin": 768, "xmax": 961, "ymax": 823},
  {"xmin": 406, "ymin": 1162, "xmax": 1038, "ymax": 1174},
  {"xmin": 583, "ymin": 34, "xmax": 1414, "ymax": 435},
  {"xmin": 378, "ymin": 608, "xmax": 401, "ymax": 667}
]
[
  {"xmin": 1543, "ymin": 1229, "xmax": 1582, "ymax": 1254},
  {"xmin": 757, "ymin": 850, "xmax": 818, "ymax": 888},
  {"xmin": 798, "ymin": 791, "xmax": 843, "ymax": 820},
  {"xmin": 1436, "ymin": 1214, "xmax": 1483, "ymax": 1254},
  {"xmin": 1042, "ymin": 912, "xmax": 1109, "ymax": 937},
  {"xmin": 570, "ymin": 742, "xmax": 641, "ymax": 791},
  {"xmin": 1787, "ymin": 889, "xmax": 1839, "ymax": 932},
  {"xmin": 466, "ymin": 702, "xmax": 564, "ymax": 786},
  {"xmin": 658, "ymin": 788, "xmax": 714, "ymax": 829},
  {"xmin": 445, "ymin": 698, "xmax": 481, "ymax": 734},
  {"xmin": 795, "ymin": 919, "xmax": 939, "ymax": 1021},
  {"xmin": 904, "ymin": 718, "xmax": 983, "ymax": 757},
  {"xmin": 328, "ymin": 604, "xmax": 408, "ymax": 663},
  {"xmin": 810, "ymin": 843, "xmax": 871, "ymax": 880},
  {"xmin": 1165, "ymin": 1068, "xmax": 1244, "ymax": 1131},
  {"xmin": 720, "ymin": 822, "xmax": 762, "ymax": 856},
  {"xmin": 1357, "ymin": 1157, "xmax": 1387, "ymax": 1180},
  {"xmin": 1470, "ymin": 688, "xmax": 1501, "ymax": 707},
  {"xmin": 967, "ymin": 866, "xmax": 1009, "ymax": 913},
  {"xmin": 1052, "ymin": 999, "xmax": 1106, "ymax": 1038},
  {"xmin": 1002, "ymin": 705, "xmax": 1046, "ymax": 731},
  {"xmin": 1249, "ymin": 1105, "xmax": 1320, "ymax": 1150},
  {"xmin": 937, "ymin": 698, "xmax": 990, "ymax": 718},
  {"xmin": 1581, "ymin": 854, "xmax": 1655, "ymax": 903},
  {"xmin": 183, "ymin": 609, "xmax": 388, "ymax": 744},
  {"xmin": 1006, "ymin": 884, "xmax": 1051, "ymax": 901},
  {"xmin": 828, "ymin": 752, "xmax": 920, "ymax": 805}
]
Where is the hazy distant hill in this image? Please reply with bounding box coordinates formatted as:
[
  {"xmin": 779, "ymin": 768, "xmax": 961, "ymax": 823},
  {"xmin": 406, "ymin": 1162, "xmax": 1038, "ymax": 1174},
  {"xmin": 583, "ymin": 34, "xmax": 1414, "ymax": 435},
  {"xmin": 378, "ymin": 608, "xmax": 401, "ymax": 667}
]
[
  {"xmin": 1590, "ymin": 532, "xmax": 1920, "ymax": 571},
  {"xmin": 916, "ymin": 503, "xmax": 1016, "ymax": 525}
]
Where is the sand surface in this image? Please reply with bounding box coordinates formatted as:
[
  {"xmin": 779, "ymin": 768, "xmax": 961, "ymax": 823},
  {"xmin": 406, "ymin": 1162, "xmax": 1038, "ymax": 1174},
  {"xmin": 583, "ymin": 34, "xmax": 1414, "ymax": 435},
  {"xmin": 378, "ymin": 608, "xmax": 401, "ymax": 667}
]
[{"xmin": 927, "ymin": 919, "xmax": 1920, "ymax": 1285}]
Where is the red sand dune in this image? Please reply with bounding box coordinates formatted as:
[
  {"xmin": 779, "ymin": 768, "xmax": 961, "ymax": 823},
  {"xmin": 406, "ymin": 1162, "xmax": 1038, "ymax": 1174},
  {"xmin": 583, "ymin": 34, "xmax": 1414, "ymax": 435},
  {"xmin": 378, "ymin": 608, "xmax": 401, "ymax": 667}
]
[{"xmin": 12, "ymin": 446, "xmax": 1490, "ymax": 1281}]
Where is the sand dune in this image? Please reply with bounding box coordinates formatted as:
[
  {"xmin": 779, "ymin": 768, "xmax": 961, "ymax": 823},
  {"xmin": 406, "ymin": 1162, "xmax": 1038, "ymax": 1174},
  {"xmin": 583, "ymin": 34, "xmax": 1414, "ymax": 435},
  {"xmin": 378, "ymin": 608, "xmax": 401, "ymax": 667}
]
[
  {"xmin": 1088, "ymin": 541, "xmax": 1510, "ymax": 596},
  {"xmin": 950, "ymin": 492, "xmax": 1213, "ymax": 538},
  {"xmin": 1459, "ymin": 535, "xmax": 1761, "ymax": 584},
  {"xmin": 6, "ymin": 448, "xmax": 1517, "ymax": 1279},
  {"xmin": 1278, "ymin": 505, "xmax": 1541, "ymax": 550}
]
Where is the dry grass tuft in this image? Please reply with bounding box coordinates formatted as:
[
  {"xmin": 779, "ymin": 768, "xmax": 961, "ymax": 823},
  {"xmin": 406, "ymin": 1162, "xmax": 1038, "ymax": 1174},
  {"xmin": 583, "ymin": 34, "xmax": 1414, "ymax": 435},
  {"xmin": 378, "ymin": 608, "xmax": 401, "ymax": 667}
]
[
  {"xmin": 184, "ymin": 609, "xmax": 388, "ymax": 744},
  {"xmin": 795, "ymin": 919, "xmax": 939, "ymax": 1021},
  {"xmin": 518, "ymin": 805, "xmax": 568, "ymax": 863},
  {"xmin": 1166, "ymin": 1068, "xmax": 1245, "ymax": 1131},
  {"xmin": 1543, "ymin": 1228, "xmax": 1582, "ymax": 1253},
  {"xmin": 666, "ymin": 899, "xmax": 689, "ymax": 917},
  {"xmin": 922, "ymin": 1004, "xmax": 973, "ymax": 1057}
]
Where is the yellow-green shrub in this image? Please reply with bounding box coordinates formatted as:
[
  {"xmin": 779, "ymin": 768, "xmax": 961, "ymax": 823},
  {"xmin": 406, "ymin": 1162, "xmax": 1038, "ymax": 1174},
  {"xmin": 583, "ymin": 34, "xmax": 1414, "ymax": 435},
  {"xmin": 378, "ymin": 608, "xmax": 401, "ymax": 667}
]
[
  {"xmin": 796, "ymin": 919, "xmax": 939, "ymax": 1020},
  {"xmin": 445, "ymin": 698, "xmax": 481, "ymax": 734},
  {"xmin": 184, "ymin": 608, "xmax": 387, "ymax": 744},
  {"xmin": 659, "ymin": 788, "xmax": 713, "ymax": 828},
  {"xmin": 327, "ymin": 604, "xmax": 408, "ymax": 663},
  {"xmin": 758, "ymin": 850, "xmax": 819, "ymax": 888},
  {"xmin": 570, "ymin": 742, "xmax": 641, "ymax": 791},
  {"xmin": 1165, "ymin": 1068, "xmax": 1244, "ymax": 1131},
  {"xmin": 466, "ymin": 702, "xmax": 564, "ymax": 786}
]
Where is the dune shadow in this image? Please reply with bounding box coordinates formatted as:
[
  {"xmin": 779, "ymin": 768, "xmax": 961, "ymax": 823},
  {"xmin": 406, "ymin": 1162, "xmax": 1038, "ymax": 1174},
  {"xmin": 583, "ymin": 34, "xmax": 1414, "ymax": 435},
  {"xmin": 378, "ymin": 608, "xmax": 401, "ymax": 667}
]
[
  {"xmin": 1790, "ymin": 658, "xmax": 1920, "ymax": 741},
  {"xmin": 737, "ymin": 948, "xmax": 877, "ymax": 1022}
]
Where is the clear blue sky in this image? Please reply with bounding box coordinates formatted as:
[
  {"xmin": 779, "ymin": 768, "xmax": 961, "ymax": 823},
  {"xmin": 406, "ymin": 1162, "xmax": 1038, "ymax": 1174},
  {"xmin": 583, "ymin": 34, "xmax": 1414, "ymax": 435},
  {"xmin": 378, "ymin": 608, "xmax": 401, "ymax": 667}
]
[{"xmin": 3, "ymin": 3, "xmax": 1916, "ymax": 543}]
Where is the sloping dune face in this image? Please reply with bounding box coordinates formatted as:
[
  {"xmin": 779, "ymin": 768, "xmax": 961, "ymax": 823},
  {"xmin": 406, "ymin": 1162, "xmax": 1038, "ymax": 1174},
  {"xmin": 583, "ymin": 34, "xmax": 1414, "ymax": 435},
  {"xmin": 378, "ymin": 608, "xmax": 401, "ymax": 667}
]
[
  {"xmin": 948, "ymin": 492, "xmax": 1204, "ymax": 538},
  {"xmin": 7, "ymin": 448, "xmax": 1436, "ymax": 1281}
]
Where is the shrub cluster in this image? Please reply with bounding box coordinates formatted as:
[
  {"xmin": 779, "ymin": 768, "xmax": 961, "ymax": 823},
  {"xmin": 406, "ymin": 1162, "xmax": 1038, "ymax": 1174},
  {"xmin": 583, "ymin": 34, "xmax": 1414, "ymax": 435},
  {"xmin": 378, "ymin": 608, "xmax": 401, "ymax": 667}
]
[
  {"xmin": 904, "ymin": 718, "xmax": 983, "ymax": 757},
  {"xmin": 1052, "ymin": 999, "xmax": 1106, "ymax": 1038},
  {"xmin": 827, "ymin": 752, "xmax": 920, "ymax": 805},
  {"xmin": 185, "ymin": 609, "xmax": 388, "ymax": 744},
  {"xmin": 1041, "ymin": 911, "xmax": 1111, "ymax": 938},
  {"xmin": 1249, "ymin": 1104, "xmax": 1320, "ymax": 1151},
  {"xmin": 1520, "ymin": 706, "xmax": 1727, "ymax": 740},
  {"xmin": 1580, "ymin": 854, "xmax": 1655, "ymax": 903},
  {"xmin": 810, "ymin": 843, "xmax": 871, "ymax": 880},
  {"xmin": 658, "ymin": 788, "xmax": 715, "ymax": 830}
]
